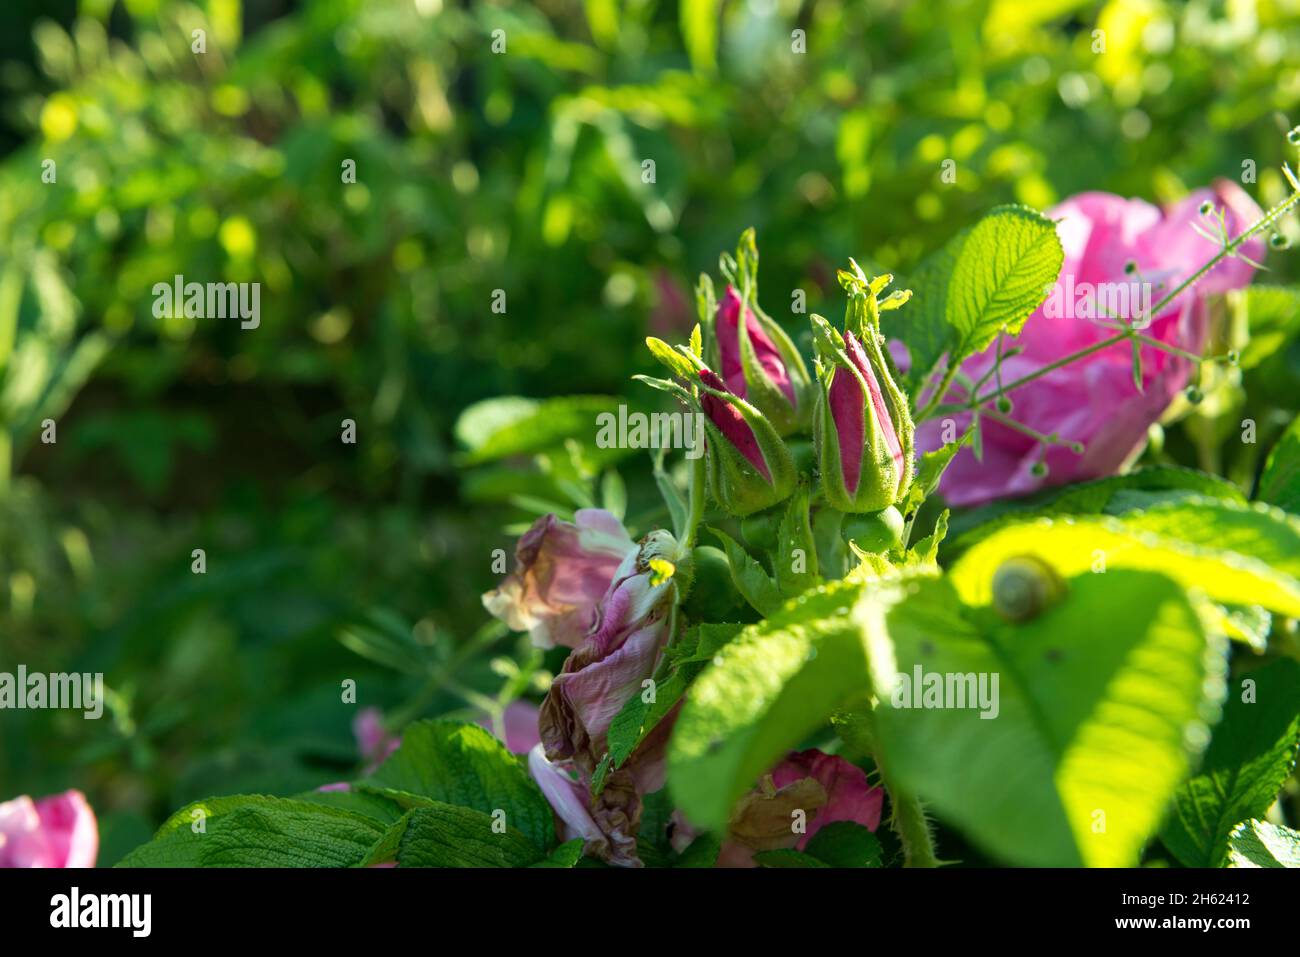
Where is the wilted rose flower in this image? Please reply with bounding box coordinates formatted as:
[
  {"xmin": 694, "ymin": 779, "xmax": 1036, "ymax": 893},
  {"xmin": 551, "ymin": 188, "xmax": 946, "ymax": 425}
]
[
  {"xmin": 918, "ymin": 180, "xmax": 1265, "ymax": 506},
  {"xmin": 482, "ymin": 509, "xmax": 635, "ymax": 649},
  {"xmin": 536, "ymin": 529, "xmax": 684, "ymax": 866},
  {"xmin": 669, "ymin": 749, "xmax": 883, "ymax": 868},
  {"xmin": 713, "ymin": 286, "xmax": 811, "ymax": 434},
  {"xmin": 0, "ymin": 790, "xmax": 98, "ymax": 868}
]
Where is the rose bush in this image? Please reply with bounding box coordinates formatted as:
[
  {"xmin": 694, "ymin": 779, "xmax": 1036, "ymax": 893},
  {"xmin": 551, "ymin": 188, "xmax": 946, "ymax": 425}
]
[{"xmin": 113, "ymin": 176, "xmax": 1300, "ymax": 871}]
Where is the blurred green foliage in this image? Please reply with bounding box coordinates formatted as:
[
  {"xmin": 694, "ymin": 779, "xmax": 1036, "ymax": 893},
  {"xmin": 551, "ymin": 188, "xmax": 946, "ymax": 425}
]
[{"xmin": 2, "ymin": 0, "xmax": 1300, "ymax": 864}]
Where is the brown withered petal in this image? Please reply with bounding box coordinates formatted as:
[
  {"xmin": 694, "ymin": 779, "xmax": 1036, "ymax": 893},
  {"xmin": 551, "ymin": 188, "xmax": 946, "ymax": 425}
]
[
  {"xmin": 590, "ymin": 767, "xmax": 644, "ymax": 867},
  {"xmin": 727, "ymin": 776, "xmax": 828, "ymax": 852}
]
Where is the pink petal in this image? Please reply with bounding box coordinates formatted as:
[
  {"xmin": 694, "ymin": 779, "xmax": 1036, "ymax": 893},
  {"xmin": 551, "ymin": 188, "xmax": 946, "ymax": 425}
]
[
  {"xmin": 476, "ymin": 700, "xmax": 542, "ymax": 755},
  {"xmin": 698, "ymin": 369, "xmax": 771, "ymax": 480},
  {"xmin": 527, "ymin": 745, "xmax": 605, "ymax": 846},
  {"xmin": 717, "ymin": 286, "xmax": 796, "ymax": 404},
  {"xmin": 0, "ymin": 790, "xmax": 98, "ymax": 868}
]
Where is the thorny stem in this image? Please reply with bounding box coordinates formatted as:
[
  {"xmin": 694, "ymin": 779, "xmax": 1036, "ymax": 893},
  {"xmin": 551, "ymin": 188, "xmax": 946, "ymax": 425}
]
[
  {"xmin": 915, "ymin": 186, "xmax": 1300, "ymax": 421},
  {"xmin": 914, "ymin": 359, "xmax": 960, "ymax": 421},
  {"xmin": 863, "ymin": 710, "xmax": 939, "ymax": 867},
  {"xmin": 982, "ymin": 408, "xmax": 1078, "ymax": 450}
]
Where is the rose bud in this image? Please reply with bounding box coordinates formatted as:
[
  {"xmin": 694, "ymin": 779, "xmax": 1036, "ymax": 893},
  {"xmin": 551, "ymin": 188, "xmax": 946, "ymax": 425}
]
[
  {"xmin": 812, "ymin": 288, "xmax": 915, "ymax": 513},
  {"xmin": 710, "ymin": 284, "xmax": 813, "ymax": 435},
  {"xmin": 697, "ymin": 368, "xmax": 799, "ymax": 516},
  {"xmin": 482, "ymin": 508, "xmax": 635, "ymax": 649},
  {"xmin": 640, "ymin": 337, "xmax": 797, "ymax": 517}
]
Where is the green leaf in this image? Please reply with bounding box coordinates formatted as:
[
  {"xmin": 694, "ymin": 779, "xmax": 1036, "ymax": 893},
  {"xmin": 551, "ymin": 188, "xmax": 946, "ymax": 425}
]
[
  {"xmin": 1224, "ymin": 819, "xmax": 1300, "ymax": 868},
  {"xmin": 292, "ymin": 787, "xmax": 406, "ymax": 825},
  {"xmin": 454, "ymin": 395, "xmax": 636, "ymax": 465},
  {"xmin": 901, "ymin": 438, "xmax": 966, "ymax": 517},
  {"xmin": 668, "ymin": 579, "xmax": 873, "ymax": 832},
  {"xmin": 674, "ymin": 833, "xmax": 722, "ymax": 867},
  {"xmin": 804, "ymin": 821, "xmax": 883, "ymax": 867},
  {"xmin": 708, "ymin": 526, "xmax": 784, "ymax": 616},
  {"xmin": 680, "ymin": 0, "xmax": 721, "ymax": 73},
  {"xmin": 653, "ymin": 446, "xmax": 689, "ymax": 539},
  {"xmin": 644, "ymin": 336, "xmax": 700, "ymax": 379},
  {"xmin": 600, "ymin": 469, "xmax": 627, "ymax": 521},
  {"xmin": 775, "ymin": 482, "xmax": 818, "ymax": 598},
  {"xmin": 117, "ymin": 796, "xmax": 387, "ymax": 868},
  {"xmin": 530, "ymin": 839, "xmax": 587, "ymax": 868},
  {"xmin": 945, "ymin": 465, "xmax": 1245, "ymax": 554},
  {"xmin": 867, "ymin": 571, "xmax": 1223, "ymax": 867},
  {"xmin": 360, "ymin": 804, "xmax": 543, "ymax": 867},
  {"xmin": 606, "ymin": 623, "xmax": 743, "ymax": 768},
  {"xmin": 894, "ymin": 205, "xmax": 1063, "ymax": 387},
  {"xmin": 1235, "ymin": 285, "xmax": 1300, "ymax": 371},
  {"xmin": 753, "ymin": 848, "xmax": 829, "ymax": 867},
  {"xmin": 1257, "ymin": 412, "xmax": 1300, "ymax": 514},
  {"xmin": 948, "ymin": 206, "xmax": 1064, "ymax": 353},
  {"xmin": 583, "ymin": 0, "xmax": 620, "ymax": 49},
  {"xmin": 1112, "ymin": 496, "xmax": 1300, "ymax": 581},
  {"xmin": 360, "ymin": 720, "xmax": 555, "ymax": 852},
  {"xmin": 949, "ymin": 515, "xmax": 1300, "ymax": 620},
  {"xmin": 1162, "ymin": 659, "xmax": 1300, "ymax": 867}
]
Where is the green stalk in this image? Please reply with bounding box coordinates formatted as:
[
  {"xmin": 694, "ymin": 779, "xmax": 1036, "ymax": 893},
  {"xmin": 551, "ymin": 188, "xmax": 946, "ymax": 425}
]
[
  {"xmin": 854, "ymin": 706, "xmax": 939, "ymax": 867},
  {"xmin": 885, "ymin": 775, "xmax": 940, "ymax": 868},
  {"xmin": 683, "ymin": 440, "xmax": 707, "ymax": 548}
]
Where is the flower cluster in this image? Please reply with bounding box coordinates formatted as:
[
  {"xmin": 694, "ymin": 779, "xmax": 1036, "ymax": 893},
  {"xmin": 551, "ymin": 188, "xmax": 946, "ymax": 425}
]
[{"xmin": 477, "ymin": 195, "xmax": 1266, "ymax": 865}]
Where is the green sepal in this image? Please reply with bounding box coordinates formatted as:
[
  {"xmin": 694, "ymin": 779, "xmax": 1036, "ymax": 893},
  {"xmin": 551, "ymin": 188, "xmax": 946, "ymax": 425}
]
[{"xmin": 694, "ymin": 375, "xmax": 797, "ymax": 517}]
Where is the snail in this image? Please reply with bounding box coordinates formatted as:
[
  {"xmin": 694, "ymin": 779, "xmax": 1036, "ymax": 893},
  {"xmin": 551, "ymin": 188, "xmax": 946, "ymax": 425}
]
[{"xmin": 991, "ymin": 555, "xmax": 1065, "ymax": 623}]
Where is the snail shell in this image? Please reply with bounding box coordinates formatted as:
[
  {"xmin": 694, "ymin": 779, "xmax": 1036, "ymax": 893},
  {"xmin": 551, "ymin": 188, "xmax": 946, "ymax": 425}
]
[{"xmin": 992, "ymin": 555, "xmax": 1065, "ymax": 623}]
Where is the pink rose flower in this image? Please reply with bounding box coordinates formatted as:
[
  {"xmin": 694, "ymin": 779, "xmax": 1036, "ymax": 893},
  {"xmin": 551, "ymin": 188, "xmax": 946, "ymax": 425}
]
[
  {"xmin": 0, "ymin": 790, "xmax": 98, "ymax": 868},
  {"xmin": 476, "ymin": 699, "xmax": 542, "ymax": 755},
  {"xmin": 917, "ymin": 180, "xmax": 1264, "ymax": 506},
  {"xmin": 668, "ymin": 749, "xmax": 883, "ymax": 868},
  {"xmin": 482, "ymin": 509, "xmax": 635, "ymax": 649},
  {"xmin": 353, "ymin": 707, "xmax": 401, "ymax": 772}
]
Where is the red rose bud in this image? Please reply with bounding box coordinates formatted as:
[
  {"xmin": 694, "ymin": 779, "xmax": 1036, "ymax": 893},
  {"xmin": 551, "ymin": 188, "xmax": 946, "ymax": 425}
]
[
  {"xmin": 697, "ymin": 368, "xmax": 797, "ymax": 516},
  {"xmin": 712, "ymin": 285, "xmax": 812, "ymax": 435},
  {"xmin": 812, "ymin": 303, "xmax": 915, "ymax": 512}
]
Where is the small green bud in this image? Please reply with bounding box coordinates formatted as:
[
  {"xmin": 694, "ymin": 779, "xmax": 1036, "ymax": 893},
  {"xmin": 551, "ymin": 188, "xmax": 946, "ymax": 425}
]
[{"xmin": 843, "ymin": 505, "xmax": 905, "ymax": 554}]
